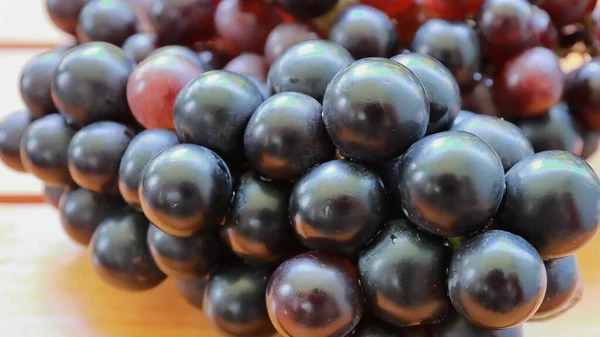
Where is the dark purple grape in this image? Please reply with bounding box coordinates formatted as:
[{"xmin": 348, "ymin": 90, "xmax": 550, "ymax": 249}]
[
  {"xmin": 148, "ymin": 0, "xmax": 217, "ymax": 46},
  {"xmin": 396, "ymin": 131, "xmax": 505, "ymax": 237},
  {"xmin": 197, "ymin": 50, "xmax": 231, "ymax": 71},
  {"xmin": 76, "ymin": 0, "xmax": 140, "ymax": 46},
  {"xmin": 247, "ymin": 76, "xmax": 271, "ymax": 100},
  {"xmin": 148, "ymin": 45, "xmax": 204, "ymax": 68},
  {"xmin": 452, "ymin": 110, "xmax": 475, "ymax": 128},
  {"xmin": 90, "ymin": 210, "xmax": 166, "ymax": 291},
  {"xmin": 497, "ymin": 151, "xmax": 600, "ymax": 259},
  {"xmin": 244, "ymin": 92, "xmax": 334, "ymax": 181},
  {"xmin": 358, "ymin": 218, "xmax": 451, "ymax": 327},
  {"xmin": 517, "ymin": 103, "xmax": 584, "ymax": 156},
  {"xmin": 20, "ymin": 48, "xmax": 66, "ymax": 119},
  {"xmin": 44, "ymin": 185, "xmax": 68, "ymax": 209},
  {"xmin": 68, "ymin": 121, "xmax": 135, "ymax": 195},
  {"xmin": 0, "ymin": 110, "xmax": 32, "ymax": 172},
  {"xmin": 329, "ymin": 5, "xmax": 399, "ymax": 59},
  {"xmin": 581, "ymin": 131, "xmax": 600, "ymax": 159},
  {"xmin": 46, "ymin": 0, "xmax": 93, "ymax": 35},
  {"xmin": 322, "ymin": 58, "xmax": 429, "ymax": 162},
  {"xmin": 351, "ymin": 319, "xmax": 430, "ymax": 337},
  {"xmin": 204, "ymin": 265, "xmax": 273, "ymax": 336},
  {"xmin": 59, "ymin": 187, "xmax": 127, "ymax": 245},
  {"xmin": 266, "ymin": 251, "xmax": 363, "ymax": 337},
  {"xmin": 535, "ymin": 256, "xmax": 581, "ymax": 319},
  {"xmin": 264, "ymin": 22, "xmax": 319, "ymax": 65},
  {"xmin": 539, "ymin": 0, "xmax": 594, "ymax": 27},
  {"xmin": 268, "ymin": 39, "xmax": 353, "ymax": 102},
  {"xmin": 289, "ymin": 160, "xmax": 386, "ymax": 252},
  {"xmin": 223, "ymin": 53, "xmax": 268, "ymax": 81},
  {"xmin": 448, "ymin": 230, "xmax": 547, "ymax": 329},
  {"xmin": 21, "ymin": 114, "xmax": 75, "ymax": 186},
  {"xmin": 564, "ymin": 60, "xmax": 600, "ymax": 131},
  {"xmin": 411, "ymin": 19, "xmax": 481, "ymax": 88},
  {"xmin": 453, "ymin": 114, "xmax": 534, "ymax": 172},
  {"xmin": 223, "ymin": 172, "xmax": 301, "ymax": 265},
  {"xmin": 432, "ymin": 312, "xmax": 524, "ymax": 337},
  {"xmin": 139, "ymin": 144, "xmax": 233, "ymax": 237},
  {"xmin": 176, "ymin": 277, "xmax": 208, "ymax": 310},
  {"xmin": 275, "ymin": 0, "xmax": 338, "ymax": 20},
  {"xmin": 392, "ymin": 52, "xmax": 461, "ymax": 134},
  {"xmin": 118, "ymin": 129, "xmax": 179, "ymax": 210},
  {"xmin": 147, "ymin": 224, "xmax": 222, "ymax": 279},
  {"xmin": 52, "ymin": 42, "xmax": 136, "ymax": 127},
  {"xmin": 122, "ymin": 33, "xmax": 157, "ymax": 63},
  {"xmin": 174, "ymin": 70, "xmax": 264, "ymax": 155}
]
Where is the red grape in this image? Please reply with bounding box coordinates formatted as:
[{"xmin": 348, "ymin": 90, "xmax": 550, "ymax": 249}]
[
  {"xmin": 424, "ymin": 0, "xmax": 484, "ymax": 19},
  {"xmin": 538, "ymin": 0, "xmax": 594, "ymax": 27},
  {"xmin": 496, "ymin": 47, "xmax": 564, "ymax": 118},
  {"xmin": 564, "ymin": 60, "xmax": 600, "ymax": 131},
  {"xmin": 149, "ymin": 0, "xmax": 217, "ymax": 46},
  {"xmin": 215, "ymin": 0, "xmax": 281, "ymax": 54},
  {"xmin": 360, "ymin": 0, "xmax": 414, "ymax": 15},
  {"xmin": 532, "ymin": 6, "xmax": 559, "ymax": 49},
  {"xmin": 587, "ymin": 0, "xmax": 597, "ymax": 13},
  {"xmin": 46, "ymin": 0, "xmax": 92, "ymax": 35},
  {"xmin": 393, "ymin": 0, "xmax": 430, "ymax": 46},
  {"xmin": 275, "ymin": 0, "xmax": 339, "ymax": 20},
  {"xmin": 127, "ymin": 55, "xmax": 204, "ymax": 130},
  {"xmin": 264, "ymin": 23, "xmax": 319, "ymax": 65},
  {"xmin": 224, "ymin": 53, "xmax": 268, "ymax": 81}
]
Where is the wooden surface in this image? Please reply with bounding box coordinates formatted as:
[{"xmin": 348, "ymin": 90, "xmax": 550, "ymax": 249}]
[{"xmin": 0, "ymin": 1, "xmax": 599, "ymax": 337}]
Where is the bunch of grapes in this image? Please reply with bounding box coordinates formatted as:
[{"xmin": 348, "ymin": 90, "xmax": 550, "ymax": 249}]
[{"xmin": 1, "ymin": 0, "xmax": 600, "ymax": 336}]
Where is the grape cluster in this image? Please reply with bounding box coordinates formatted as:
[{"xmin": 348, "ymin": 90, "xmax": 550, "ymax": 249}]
[{"xmin": 1, "ymin": 0, "xmax": 600, "ymax": 336}]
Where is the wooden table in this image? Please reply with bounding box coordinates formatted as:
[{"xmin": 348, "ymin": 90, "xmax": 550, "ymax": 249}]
[{"xmin": 0, "ymin": 1, "xmax": 599, "ymax": 337}]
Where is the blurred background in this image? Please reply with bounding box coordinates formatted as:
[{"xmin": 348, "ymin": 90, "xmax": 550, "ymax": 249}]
[{"xmin": 0, "ymin": 1, "xmax": 597, "ymax": 337}]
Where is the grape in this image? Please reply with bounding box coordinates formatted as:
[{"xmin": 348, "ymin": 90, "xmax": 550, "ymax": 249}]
[
  {"xmin": 396, "ymin": 131, "xmax": 505, "ymax": 237},
  {"xmin": 44, "ymin": 185, "xmax": 68, "ymax": 209},
  {"xmin": 223, "ymin": 53, "xmax": 268, "ymax": 81},
  {"xmin": 90, "ymin": 210, "xmax": 166, "ymax": 291},
  {"xmin": 76, "ymin": 0, "xmax": 141, "ymax": 46},
  {"xmin": 532, "ymin": 6, "xmax": 558, "ymax": 49},
  {"xmin": 224, "ymin": 172, "xmax": 302, "ymax": 265},
  {"xmin": 268, "ymin": 39, "xmax": 354, "ymax": 102},
  {"xmin": 118, "ymin": 129, "xmax": 179, "ymax": 210},
  {"xmin": 564, "ymin": 60, "xmax": 600, "ymax": 131},
  {"xmin": 517, "ymin": 102, "xmax": 584, "ymax": 156},
  {"xmin": 452, "ymin": 110, "xmax": 476, "ymax": 128},
  {"xmin": 52, "ymin": 42, "xmax": 136, "ymax": 127},
  {"xmin": 20, "ymin": 48, "xmax": 66, "ymax": 119},
  {"xmin": 148, "ymin": 0, "xmax": 217, "ymax": 46},
  {"xmin": 173, "ymin": 70, "xmax": 263, "ymax": 157},
  {"xmin": 246, "ymin": 76, "xmax": 271, "ymax": 100},
  {"xmin": 46, "ymin": 0, "xmax": 92, "ymax": 35},
  {"xmin": 215, "ymin": 0, "xmax": 281, "ymax": 54},
  {"xmin": 288, "ymin": 160, "xmax": 386, "ymax": 252},
  {"xmin": 392, "ymin": 52, "xmax": 461, "ymax": 134},
  {"xmin": 311, "ymin": 0, "xmax": 360, "ymax": 35},
  {"xmin": 67, "ymin": 121, "xmax": 135, "ymax": 195},
  {"xmin": 453, "ymin": 114, "xmax": 535, "ymax": 172},
  {"xmin": 148, "ymin": 45, "xmax": 204, "ymax": 68},
  {"xmin": 122, "ymin": 33, "xmax": 157, "ymax": 63},
  {"xmin": 204, "ymin": 265, "xmax": 273, "ymax": 336},
  {"xmin": 538, "ymin": 0, "xmax": 594, "ymax": 27},
  {"xmin": 244, "ymin": 92, "xmax": 335, "ymax": 181},
  {"xmin": 535, "ymin": 256, "xmax": 581, "ymax": 319},
  {"xmin": 275, "ymin": 0, "xmax": 339, "ymax": 20},
  {"xmin": 59, "ymin": 188, "xmax": 127, "ymax": 245},
  {"xmin": 264, "ymin": 23, "xmax": 319, "ymax": 65},
  {"xmin": 582, "ymin": 131, "xmax": 600, "ymax": 159},
  {"xmin": 448, "ymin": 230, "xmax": 547, "ymax": 329},
  {"xmin": 495, "ymin": 47, "xmax": 564, "ymax": 118},
  {"xmin": 393, "ymin": 0, "xmax": 430, "ymax": 46},
  {"xmin": 0, "ymin": 110, "xmax": 32, "ymax": 172},
  {"xmin": 21, "ymin": 114, "xmax": 75, "ymax": 186},
  {"xmin": 361, "ymin": 0, "xmax": 414, "ymax": 15},
  {"xmin": 139, "ymin": 144, "xmax": 233, "ymax": 237},
  {"xmin": 197, "ymin": 50, "xmax": 231, "ymax": 71},
  {"xmin": 496, "ymin": 151, "xmax": 600, "ymax": 259},
  {"xmin": 127, "ymin": 54, "xmax": 203, "ymax": 130},
  {"xmin": 176, "ymin": 277, "xmax": 208, "ymax": 310},
  {"xmin": 322, "ymin": 58, "xmax": 429, "ymax": 162},
  {"xmin": 329, "ymin": 6, "xmax": 399, "ymax": 59},
  {"xmin": 351, "ymin": 319, "xmax": 430, "ymax": 337},
  {"xmin": 266, "ymin": 251, "xmax": 364, "ymax": 337},
  {"xmin": 461, "ymin": 74, "xmax": 502, "ymax": 117},
  {"xmin": 424, "ymin": 0, "xmax": 484, "ymax": 19},
  {"xmin": 411, "ymin": 19, "xmax": 481, "ymax": 88},
  {"xmin": 432, "ymin": 312, "xmax": 524, "ymax": 337},
  {"xmin": 358, "ymin": 218, "xmax": 451, "ymax": 326},
  {"xmin": 478, "ymin": 0, "xmax": 535, "ymax": 62},
  {"xmin": 147, "ymin": 224, "xmax": 222, "ymax": 279}
]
